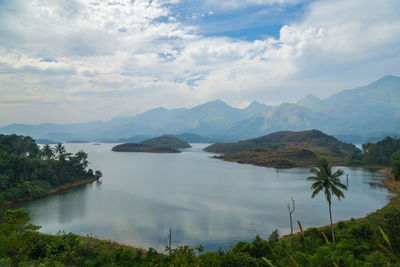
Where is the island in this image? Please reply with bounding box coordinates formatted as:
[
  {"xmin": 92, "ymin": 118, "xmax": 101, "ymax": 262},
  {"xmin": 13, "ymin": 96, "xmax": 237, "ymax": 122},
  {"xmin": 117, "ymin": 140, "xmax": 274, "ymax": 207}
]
[
  {"xmin": 204, "ymin": 130, "xmax": 361, "ymax": 168},
  {"xmin": 140, "ymin": 136, "xmax": 191, "ymax": 149},
  {"xmin": 111, "ymin": 136, "xmax": 191, "ymax": 153}
]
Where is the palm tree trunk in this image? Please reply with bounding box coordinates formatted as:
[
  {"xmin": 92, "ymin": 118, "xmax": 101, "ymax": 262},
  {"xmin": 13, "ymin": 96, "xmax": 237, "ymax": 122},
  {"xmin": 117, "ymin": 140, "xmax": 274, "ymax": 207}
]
[{"xmin": 329, "ymin": 200, "xmax": 335, "ymax": 243}]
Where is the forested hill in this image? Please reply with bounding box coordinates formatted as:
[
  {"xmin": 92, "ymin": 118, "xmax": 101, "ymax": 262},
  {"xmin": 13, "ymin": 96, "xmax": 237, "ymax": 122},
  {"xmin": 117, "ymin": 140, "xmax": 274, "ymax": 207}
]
[
  {"xmin": 204, "ymin": 130, "xmax": 359, "ymax": 155},
  {"xmin": 0, "ymin": 134, "xmax": 101, "ymax": 205},
  {"xmin": 204, "ymin": 130, "xmax": 361, "ymax": 168},
  {"xmin": 140, "ymin": 136, "xmax": 191, "ymax": 149}
]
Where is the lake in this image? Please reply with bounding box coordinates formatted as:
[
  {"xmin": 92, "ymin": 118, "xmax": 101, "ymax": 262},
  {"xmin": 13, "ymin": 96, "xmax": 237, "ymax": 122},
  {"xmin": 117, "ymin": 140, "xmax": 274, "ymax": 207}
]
[{"xmin": 4, "ymin": 143, "xmax": 389, "ymax": 251}]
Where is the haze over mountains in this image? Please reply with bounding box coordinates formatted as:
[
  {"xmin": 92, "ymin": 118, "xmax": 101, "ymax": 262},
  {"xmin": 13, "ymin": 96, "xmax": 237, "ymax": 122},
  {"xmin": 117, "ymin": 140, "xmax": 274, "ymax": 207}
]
[{"xmin": 1, "ymin": 75, "xmax": 399, "ymax": 144}]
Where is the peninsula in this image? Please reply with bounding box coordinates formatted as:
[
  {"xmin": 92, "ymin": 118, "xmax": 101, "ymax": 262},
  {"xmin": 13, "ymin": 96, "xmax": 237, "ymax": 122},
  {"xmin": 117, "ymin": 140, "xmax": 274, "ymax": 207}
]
[{"xmin": 204, "ymin": 130, "xmax": 361, "ymax": 168}]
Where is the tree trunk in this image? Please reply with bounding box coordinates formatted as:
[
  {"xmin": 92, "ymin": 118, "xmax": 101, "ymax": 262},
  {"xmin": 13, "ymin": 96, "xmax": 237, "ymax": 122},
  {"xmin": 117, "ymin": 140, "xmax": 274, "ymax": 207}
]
[{"xmin": 329, "ymin": 200, "xmax": 335, "ymax": 243}]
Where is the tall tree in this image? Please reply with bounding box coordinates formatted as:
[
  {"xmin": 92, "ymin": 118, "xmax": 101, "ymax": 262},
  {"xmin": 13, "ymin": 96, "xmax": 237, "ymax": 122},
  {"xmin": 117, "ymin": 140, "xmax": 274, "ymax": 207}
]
[
  {"xmin": 41, "ymin": 144, "xmax": 54, "ymax": 160},
  {"xmin": 55, "ymin": 143, "xmax": 66, "ymax": 160},
  {"xmin": 307, "ymin": 159, "xmax": 347, "ymax": 242}
]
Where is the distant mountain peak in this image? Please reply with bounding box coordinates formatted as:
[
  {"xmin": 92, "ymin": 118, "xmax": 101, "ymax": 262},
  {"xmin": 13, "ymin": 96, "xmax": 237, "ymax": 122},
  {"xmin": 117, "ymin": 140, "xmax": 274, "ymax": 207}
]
[
  {"xmin": 209, "ymin": 99, "xmax": 227, "ymax": 105},
  {"xmin": 245, "ymin": 101, "xmax": 262, "ymax": 108},
  {"xmin": 369, "ymin": 74, "xmax": 400, "ymax": 87},
  {"xmin": 241, "ymin": 100, "xmax": 272, "ymax": 116},
  {"xmin": 297, "ymin": 94, "xmax": 322, "ymax": 110},
  {"xmin": 380, "ymin": 74, "xmax": 400, "ymax": 81},
  {"xmin": 197, "ymin": 99, "xmax": 231, "ymax": 108}
]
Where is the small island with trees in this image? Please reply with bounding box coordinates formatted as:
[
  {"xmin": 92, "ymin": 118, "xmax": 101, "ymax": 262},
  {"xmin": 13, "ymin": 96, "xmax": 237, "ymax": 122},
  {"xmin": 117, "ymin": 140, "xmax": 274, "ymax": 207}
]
[{"xmin": 112, "ymin": 136, "xmax": 191, "ymax": 153}]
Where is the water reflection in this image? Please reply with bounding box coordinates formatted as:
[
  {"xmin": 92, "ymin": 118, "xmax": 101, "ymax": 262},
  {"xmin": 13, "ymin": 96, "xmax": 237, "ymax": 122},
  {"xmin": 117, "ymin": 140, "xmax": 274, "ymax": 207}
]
[{"xmin": 2, "ymin": 143, "xmax": 389, "ymax": 251}]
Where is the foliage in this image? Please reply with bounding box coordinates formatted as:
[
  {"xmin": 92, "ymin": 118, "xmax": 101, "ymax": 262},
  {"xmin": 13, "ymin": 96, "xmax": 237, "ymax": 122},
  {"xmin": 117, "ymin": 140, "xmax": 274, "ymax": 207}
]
[
  {"xmin": 0, "ymin": 134, "xmax": 99, "ymax": 204},
  {"xmin": 140, "ymin": 136, "xmax": 191, "ymax": 149},
  {"xmin": 392, "ymin": 160, "xmax": 400, "ymax": 181},
  {"xmin": 307, "ymin": 159, "xmax": 347, "ymax": 242},
  {"xmin": 362, "ymin": 136, "xmax": 400, "ymax": 166}
]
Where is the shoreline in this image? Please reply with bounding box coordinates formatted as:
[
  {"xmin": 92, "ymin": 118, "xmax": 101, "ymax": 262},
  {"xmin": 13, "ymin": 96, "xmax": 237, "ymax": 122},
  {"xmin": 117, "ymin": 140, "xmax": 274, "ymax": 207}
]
[
  {"xmin": 213, "ymin": 155, "xmax": 390, "ymax": 171},
  {"xmin": 1, "ymin": 163, "xmax": 396, "ymax": 252},
  {"xmin": 281, "ymin": 175, "xmax": 398, "ymax": 240},
  {"xmin": 76, "ymin": 234, "xmax": 142, "ymax": 253},
  {"xmin": 0, "ymin": 177, "xmax": 99, "ymax": 208}
]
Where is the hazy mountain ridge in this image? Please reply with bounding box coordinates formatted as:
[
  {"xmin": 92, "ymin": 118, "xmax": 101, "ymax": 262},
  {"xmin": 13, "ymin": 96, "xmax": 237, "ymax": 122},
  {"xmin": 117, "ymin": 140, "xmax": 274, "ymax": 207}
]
[
  {"xmin": 1, "ymin": 75, "xmax": 399, "ymax": 143},
  {"xmin": 226, "ymin": 75, "xmax": 400, "ymax": 142}
]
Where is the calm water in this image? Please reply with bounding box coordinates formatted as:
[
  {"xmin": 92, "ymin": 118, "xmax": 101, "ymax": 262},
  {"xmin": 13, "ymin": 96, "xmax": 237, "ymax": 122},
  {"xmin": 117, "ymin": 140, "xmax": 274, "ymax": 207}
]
[{"xmin": 4, "ymin": 143, "xmax": 389, "ymax": 251}]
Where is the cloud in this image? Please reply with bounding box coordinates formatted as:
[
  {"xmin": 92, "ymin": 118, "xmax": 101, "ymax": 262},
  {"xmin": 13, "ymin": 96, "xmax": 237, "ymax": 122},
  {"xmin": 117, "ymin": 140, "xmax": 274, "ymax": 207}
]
[
  {"xmin": 202, "ymin": 0, "xmax": 304, "ymax": 10},
  {"xmin": 0, "ymin": 0, "xmax": 399, "ymax": 125}
]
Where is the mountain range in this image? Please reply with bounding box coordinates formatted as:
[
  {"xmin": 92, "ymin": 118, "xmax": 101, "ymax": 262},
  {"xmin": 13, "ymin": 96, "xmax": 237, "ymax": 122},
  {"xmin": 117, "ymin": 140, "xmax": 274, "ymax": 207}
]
[{"xmin": 1, "ymin": 75, "xmax": 399, "ymax": 144}]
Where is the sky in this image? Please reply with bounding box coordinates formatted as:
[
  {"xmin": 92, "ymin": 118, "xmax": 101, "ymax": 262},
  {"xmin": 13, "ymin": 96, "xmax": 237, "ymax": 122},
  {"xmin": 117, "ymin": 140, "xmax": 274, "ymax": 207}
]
[{"xmin": 0, "ymin": 0, "xmax": 400, "ymax": 126}]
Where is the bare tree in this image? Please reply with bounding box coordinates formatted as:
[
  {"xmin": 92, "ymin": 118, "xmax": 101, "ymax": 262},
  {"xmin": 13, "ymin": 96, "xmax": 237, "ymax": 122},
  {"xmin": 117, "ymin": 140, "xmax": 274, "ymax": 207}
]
[
  {"xmin": 168, "ymin": 227, "xmax": 172, "ymax": 252},
  {"xmin": 288, "ymin": 197, "xmax": 295, "ymax": 236}
]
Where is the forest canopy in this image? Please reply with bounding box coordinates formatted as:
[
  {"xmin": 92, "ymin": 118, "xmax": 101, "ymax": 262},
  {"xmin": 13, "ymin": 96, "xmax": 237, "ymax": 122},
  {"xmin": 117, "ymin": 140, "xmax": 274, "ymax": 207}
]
[{"xmin": 0, "ymin": 134, "xmax": 100, "ymax": 204}]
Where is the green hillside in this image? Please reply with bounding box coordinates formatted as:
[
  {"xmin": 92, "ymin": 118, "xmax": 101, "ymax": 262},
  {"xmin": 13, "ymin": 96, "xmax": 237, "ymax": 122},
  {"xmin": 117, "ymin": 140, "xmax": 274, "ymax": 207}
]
[
  {"xmin": 140, "ymin": 136, "xmax": 191, "ymax": 149},
  {"xmin": 204, "ymin": 130, "xmax": 360, "ymax": 167},
  {"xmin": 111, "ymin": 143, "xmax": 180, "ymax": 153},
  {"xmin": 0, "ymin": 134, "xmax": 100, "ymax": 205}
]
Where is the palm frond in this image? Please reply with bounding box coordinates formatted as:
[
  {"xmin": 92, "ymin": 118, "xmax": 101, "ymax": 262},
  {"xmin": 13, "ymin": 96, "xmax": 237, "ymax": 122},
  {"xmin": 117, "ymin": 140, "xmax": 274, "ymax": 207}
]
[
  {"xmin": 331, "ymin": 186, "xmax": 345, "ymax": 200},
  {"xmin": 379, "ymin": 227, "xmax": 393, "ymax": 251},
  {"xmin": 311, "ymin": 187, "xmax": 323, "ymax": 198},
  {"xmin": 262, "ymin": 257, "xmax": 274, "ymax": 267},
  {"xmin": 378, "ymin": 243, "xmax": 395, "ymax": 259}
]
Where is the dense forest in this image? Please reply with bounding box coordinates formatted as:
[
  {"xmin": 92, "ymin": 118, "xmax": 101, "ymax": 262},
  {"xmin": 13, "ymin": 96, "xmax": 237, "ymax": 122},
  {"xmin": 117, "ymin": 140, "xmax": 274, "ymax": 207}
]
[
  {"xmin": 0, "ymin": 134, "xmax": 101, "ymax": 204},
  {"xmin": 359, "ymin": 137, "xmax": 400, "ymax": 181}
]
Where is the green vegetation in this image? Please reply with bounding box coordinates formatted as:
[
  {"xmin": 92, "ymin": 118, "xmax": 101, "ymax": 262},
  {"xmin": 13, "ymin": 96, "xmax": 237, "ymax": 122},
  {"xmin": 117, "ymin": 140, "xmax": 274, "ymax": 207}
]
[
  {"xmin": 393, "ymin": 161, "xmax": 400, "ymax": 181},
  {"xmin": 206, "ymin": 130, "xmax": 361, "ymax": 167},
  {"xmin": 111, "ymin": 143, "xmax": 181, "ymax": 153},
  {"xmin": 140, "ymin": 136, "xmax": 191, "ymax": 149},
  {"xmin": 0, "ymin": 134, "xmax": 100, "ymax": 205},
  {"xmin": 362, "ymin": 136, "xmax": 400, "ymax": 166},
  {"xmin": 112, "ymin": 136, "xmax": 191, "ymax": 153},
  {"xmin": 307, "ymin": 159, "xmax": 347, "ymax": 243},
  {"xmin": 359, "ymin": 136, "xmax": 400, "ymax": 181}
]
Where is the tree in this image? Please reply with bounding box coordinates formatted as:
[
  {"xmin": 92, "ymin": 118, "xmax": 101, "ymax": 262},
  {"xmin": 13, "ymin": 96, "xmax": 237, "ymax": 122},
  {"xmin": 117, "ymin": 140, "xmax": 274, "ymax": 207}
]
[
  {"xmin": 94, "ymin": 170, "xmax": 102, "ymax": 180},
  {"xmin": 74, "ymin": 150, "xmax": 89, "ymax": 169},
  {"xmin": 1, "ymin": 208, "xmax": 40, "ymax": 265},
  {"xmin": 307, "ymin": 159, "xmax": 347, "ymax": 242},
  {"xmin": 41, "ymin": 144, "xmax": 54, "ymax": 160},
  {"xmin": 54, "ymin": 143, "xmax": 66, "ymax": 160},
  {"xmin": 287, "ymin": 197, "xmax": 295, "ymax": 236},
  {"xmin": 392, "ymin": 160, "xmax": 400, "ymax": 181}
]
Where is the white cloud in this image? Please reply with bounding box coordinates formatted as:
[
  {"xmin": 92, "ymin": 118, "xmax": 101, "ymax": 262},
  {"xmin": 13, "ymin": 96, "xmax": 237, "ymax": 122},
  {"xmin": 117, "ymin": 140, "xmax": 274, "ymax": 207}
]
[
  {"xmin": 202, "ymin": 0, "xmax": 303, "ymax": 10},
  {"xmin": 0, "ymin": 0, "xmax": 399, "ymax": 125}
]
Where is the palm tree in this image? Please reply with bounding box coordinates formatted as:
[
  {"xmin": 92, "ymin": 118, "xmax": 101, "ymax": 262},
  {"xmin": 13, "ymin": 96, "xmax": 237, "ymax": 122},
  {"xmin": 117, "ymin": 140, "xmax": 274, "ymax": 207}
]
[
  {"xmin": 41, "ymin": 144, "xmax": 54, "ymax": 160},
  {"xmin": 54, "ymin": 143, "xmax": 66, "ymax": 160},
  {"xmin": 307, "ymin": 159, "xmax": 347, "ymax": 242}
]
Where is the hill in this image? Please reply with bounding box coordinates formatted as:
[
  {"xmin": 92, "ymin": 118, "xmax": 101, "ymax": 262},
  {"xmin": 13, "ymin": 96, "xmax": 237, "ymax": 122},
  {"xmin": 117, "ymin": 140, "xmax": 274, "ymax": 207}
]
[
  {"xmin": 140, "ymin": 136, "xmax": 191, "ymax": 149},
  {"xmin": 204, "ymin": 130, "xmax": 360, "ymax": 168},
  {"xmin": 111, "ymin": 143, "xmax": 180, "ymax": 153}
]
